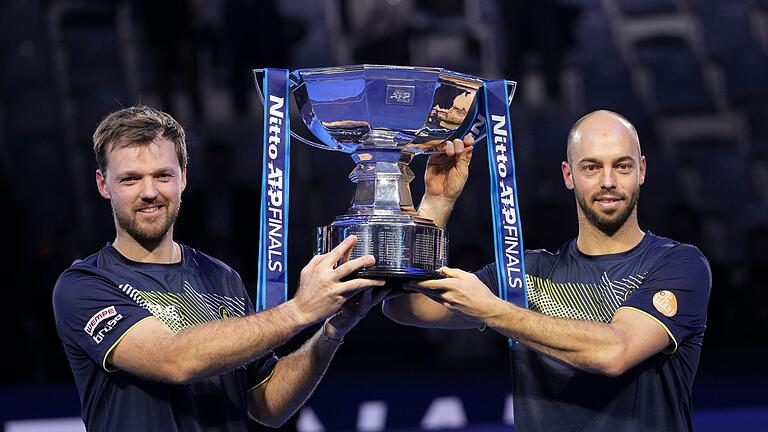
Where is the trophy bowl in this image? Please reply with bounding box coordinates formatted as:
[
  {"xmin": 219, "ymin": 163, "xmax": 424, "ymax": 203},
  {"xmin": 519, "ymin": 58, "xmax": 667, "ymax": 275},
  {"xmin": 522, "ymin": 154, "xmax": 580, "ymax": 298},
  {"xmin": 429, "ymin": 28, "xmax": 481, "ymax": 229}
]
[{"xmin": 255, "ymin": 65, "xmax": 486, "ymax": 279}]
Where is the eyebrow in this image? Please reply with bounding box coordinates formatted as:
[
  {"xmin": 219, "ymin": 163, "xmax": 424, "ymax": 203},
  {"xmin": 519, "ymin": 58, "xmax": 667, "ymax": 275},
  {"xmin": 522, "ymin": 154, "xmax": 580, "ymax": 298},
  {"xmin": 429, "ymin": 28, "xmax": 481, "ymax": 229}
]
[
  {"xmin": 577, "ymin": 155, "xmax": 636, "ymax": 165},
  {"xmin": 116, "ymin": 168, "xmax": 176, "ymax": 177}
]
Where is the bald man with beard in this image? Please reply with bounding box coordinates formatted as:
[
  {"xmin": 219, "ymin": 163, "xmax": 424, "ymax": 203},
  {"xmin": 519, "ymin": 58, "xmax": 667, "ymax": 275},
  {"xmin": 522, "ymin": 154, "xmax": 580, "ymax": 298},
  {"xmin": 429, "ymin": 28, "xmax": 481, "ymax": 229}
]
[{"xmin": 385, "ymin": 110, "xmax": 712, "ymax": 432}]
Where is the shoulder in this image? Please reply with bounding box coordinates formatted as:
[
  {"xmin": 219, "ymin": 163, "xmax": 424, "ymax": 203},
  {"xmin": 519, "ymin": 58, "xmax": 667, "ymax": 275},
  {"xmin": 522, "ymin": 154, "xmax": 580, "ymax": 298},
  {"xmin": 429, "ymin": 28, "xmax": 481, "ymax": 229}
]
[
  {"xmin": 52, "ymin": 252, "xmax": 119, "ymax": 316},
  {"xmin": 643, "ymin": 233, "xmax": 710, "ymax": 273},
  {"xmin": 524, "ymin": 240, "xmax": 570, "ymax": 277},
  {"xmin": 474, "ymin": 244, "xmax": 566, "ymax": 285},
  {"xmin": 525, "ymin": 248, "xmax": 558, "ymax": 267},
  {"xmin": 635, "ymin": 234, "xmax": 712, "ymax": 301},
  {"xmin": 53, "ymin": 250, "xmax": 117, "ymax": 295},
  {"xmin": 183, "ymin": 245, "xmax": 234, "ymax": 272},
  {"xmin": 182, "ymin": 245, "xmax": 243, "ymax": 281}
]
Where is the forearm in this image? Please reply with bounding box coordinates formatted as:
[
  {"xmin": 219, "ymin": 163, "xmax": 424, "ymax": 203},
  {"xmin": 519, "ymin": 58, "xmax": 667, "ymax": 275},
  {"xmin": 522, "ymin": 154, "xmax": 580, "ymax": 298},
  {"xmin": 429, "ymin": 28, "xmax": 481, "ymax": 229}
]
[
  {"xmin": 417, "ymin": 195, "xmax": 455, "ymax": 230},
  {"xmin": 252, "ymin": 327, "xmax": 341, "ymax": 425},
  {"xmin": 485, "ymin": 302, "xmax": 627, "ymax": 376},
  {"xmin": 383, "ymin": 293, "xmax": 476, "ymax": 329},
  {"xmin": 169, "ymin": 300, "xmax": 311, "ymax": 381}
]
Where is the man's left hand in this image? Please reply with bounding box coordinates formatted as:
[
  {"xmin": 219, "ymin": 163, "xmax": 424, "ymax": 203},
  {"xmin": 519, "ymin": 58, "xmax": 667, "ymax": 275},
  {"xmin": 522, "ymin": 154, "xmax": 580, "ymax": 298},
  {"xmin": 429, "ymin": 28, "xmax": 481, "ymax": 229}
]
[
  {"xmin": 408, "ymin": 267, "xmax": 502, "ymax": 322},
  {"xmin": 324, "ymin": 287, "xmax": 392, "ymax": 340}
]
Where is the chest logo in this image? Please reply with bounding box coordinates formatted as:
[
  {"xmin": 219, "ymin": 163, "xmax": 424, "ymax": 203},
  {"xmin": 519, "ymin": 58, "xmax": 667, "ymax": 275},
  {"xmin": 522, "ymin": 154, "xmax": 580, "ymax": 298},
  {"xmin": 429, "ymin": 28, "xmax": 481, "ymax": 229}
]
[
  {"xmin": 653, "ymin": 290, "xmax": 678, "ymax": 317},
  {"xmin": 219, "ymin": 305, "xmax": 230, "ymax": 319}
]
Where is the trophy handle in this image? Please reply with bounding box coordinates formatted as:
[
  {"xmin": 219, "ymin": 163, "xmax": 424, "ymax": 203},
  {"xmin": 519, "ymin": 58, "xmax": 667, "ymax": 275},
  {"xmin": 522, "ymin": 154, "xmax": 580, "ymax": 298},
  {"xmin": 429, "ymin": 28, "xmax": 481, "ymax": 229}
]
[
  {"xmin": 506, "ymin": 80, "xmax": 517, "ymax": 102},
  {"xmin": 253, "ymin": 68, "xmax": 345, "ymax": 152},
  {"xmin": 473, "ymin": 80, "xmax": 517, "ymax": 143}
]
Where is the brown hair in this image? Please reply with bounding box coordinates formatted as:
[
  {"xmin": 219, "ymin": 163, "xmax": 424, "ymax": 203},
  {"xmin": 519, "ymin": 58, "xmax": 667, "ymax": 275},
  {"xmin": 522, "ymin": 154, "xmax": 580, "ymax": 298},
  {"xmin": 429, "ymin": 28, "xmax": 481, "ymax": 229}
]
[{"xmin": 92, "ymin": 106, "xmax": 188, "ymax": 172}]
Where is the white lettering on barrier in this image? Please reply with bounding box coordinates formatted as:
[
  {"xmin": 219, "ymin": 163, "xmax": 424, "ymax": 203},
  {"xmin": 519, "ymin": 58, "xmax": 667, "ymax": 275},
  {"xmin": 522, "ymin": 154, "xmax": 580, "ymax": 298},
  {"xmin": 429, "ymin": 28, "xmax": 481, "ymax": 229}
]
[
  {"xmin": 297, "ymin": 406, "xmax": 325, "ymax": 432},
  {"xmin": 421, "ymin": 397, "xmax": 467, "ymax": 429},
  {"xmin": 503, "ymin": 393, "xmax": 516, "ymax": 425},
  {"xmin": 357, "ymin": 401, "xmax": 387, "ymax": 431}
]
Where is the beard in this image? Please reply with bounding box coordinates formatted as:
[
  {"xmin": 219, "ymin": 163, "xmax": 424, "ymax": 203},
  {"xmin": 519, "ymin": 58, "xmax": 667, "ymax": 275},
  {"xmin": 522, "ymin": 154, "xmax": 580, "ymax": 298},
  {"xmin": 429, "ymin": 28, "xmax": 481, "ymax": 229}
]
[
  {"xmin": 575, "ymin": 187, "xmax": 639, "ymax": 236},
  {"xmin": 113, "ymin": 199, "xmax": 181, "ymax": 243}
]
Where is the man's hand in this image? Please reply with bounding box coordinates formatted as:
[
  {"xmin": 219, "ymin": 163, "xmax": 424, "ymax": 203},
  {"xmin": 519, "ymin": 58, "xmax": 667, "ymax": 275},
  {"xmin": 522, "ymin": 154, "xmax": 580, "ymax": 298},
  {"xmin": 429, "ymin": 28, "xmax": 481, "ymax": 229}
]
[
  {"xmin": 408, "ymin": 266, "xmax": 501, "ymax": 322},
  {"xmin": 419, "ymin": 135, "xmax": 475, "ymax": 229},
  {"xmin": 292, "ymin": 236, "xmax": 385, "ymax": 325},
  {"xmin": 324, "ymin": 287, "xmax": 392, "ymax": 340},
  {"xmin": 425, "ymin": 135, "xmax": 474, "ymax": 201}
]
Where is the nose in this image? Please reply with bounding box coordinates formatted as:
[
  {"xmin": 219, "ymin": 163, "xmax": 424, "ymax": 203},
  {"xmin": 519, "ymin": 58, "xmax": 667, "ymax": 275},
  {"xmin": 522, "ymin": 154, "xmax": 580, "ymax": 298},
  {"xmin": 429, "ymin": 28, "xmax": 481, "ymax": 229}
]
[
  {"xmin": 600, "ymin": 168, "xmax": 617, "ymax": 190},
  {"xmin": 139, "ymin": 177, "xmax": 159, "ymax": 201}
]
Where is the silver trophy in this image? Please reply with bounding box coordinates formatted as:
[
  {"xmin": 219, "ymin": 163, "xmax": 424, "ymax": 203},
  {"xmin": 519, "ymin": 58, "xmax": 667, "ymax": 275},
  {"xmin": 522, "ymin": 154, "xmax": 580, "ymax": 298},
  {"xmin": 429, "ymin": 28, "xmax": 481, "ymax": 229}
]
[{"xmin": 255, "ymin": 65, "xmax": 490, "ymax": 279}]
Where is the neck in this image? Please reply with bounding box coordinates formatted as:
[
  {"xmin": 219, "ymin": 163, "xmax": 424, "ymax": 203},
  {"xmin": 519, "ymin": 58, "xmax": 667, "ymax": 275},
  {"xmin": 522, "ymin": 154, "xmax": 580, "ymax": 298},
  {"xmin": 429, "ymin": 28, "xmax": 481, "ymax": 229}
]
[
  {"xmin": 575, "ymin": 211, "xmax": 645, "ymax": 256},
  {"xmin": 112, "ymin": 230, "xmax": 180, "ymax": 264}
]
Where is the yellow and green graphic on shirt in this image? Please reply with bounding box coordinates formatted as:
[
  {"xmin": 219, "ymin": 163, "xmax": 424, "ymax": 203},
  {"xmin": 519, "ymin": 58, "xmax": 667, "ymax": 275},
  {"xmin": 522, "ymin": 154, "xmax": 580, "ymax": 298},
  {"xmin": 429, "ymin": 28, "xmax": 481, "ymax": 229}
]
[
  {"xmin": 525, "ymin": 272, "xmax": 646, "ymax": 322},
  {"xmin": 120, "ymin": 281, "xmax": 246, "ymax": 333}
]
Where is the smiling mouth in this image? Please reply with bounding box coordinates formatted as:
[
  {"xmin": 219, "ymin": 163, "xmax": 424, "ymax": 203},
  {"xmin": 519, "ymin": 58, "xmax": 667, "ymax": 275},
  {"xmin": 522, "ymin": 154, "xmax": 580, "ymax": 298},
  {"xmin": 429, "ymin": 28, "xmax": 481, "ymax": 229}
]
[
  {"xmin": 137, "ymin": 205, "xmax": 164, "ymax": 214},
  {"xmin": 593, "ymin": 196, "xmax": 624, "ymax": 212},
  {"xmin": 594, "ymin": 195, "xmax": 622, "ymax": 203}
]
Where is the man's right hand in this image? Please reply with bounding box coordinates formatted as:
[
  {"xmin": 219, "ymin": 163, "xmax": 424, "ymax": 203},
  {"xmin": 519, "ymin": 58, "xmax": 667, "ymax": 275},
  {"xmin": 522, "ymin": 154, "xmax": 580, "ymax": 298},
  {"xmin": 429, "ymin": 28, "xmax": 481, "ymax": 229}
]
[
  {"xmin": 291, "ymin": 235, "xmax": 385, "ymax": 325},
  {"xmin": 417, "ymin": 135, "xmax": 474, "ymax": 229}
]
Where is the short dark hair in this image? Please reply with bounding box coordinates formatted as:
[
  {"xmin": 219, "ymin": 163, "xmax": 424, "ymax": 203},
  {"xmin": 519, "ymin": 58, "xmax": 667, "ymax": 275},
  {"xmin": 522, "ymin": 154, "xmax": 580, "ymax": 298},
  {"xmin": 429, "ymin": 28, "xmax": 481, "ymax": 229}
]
[{"xmin": 93, "ymin": 106, "xmax": 188, "ymax": 172}]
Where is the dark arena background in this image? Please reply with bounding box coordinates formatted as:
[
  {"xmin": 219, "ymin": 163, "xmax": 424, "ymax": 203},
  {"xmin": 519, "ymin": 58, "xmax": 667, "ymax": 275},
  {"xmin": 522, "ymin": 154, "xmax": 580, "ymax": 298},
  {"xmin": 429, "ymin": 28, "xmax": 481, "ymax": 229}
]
[{"xmin": 1, "ymin": 0, "xmax": 767, "ymax": 431}]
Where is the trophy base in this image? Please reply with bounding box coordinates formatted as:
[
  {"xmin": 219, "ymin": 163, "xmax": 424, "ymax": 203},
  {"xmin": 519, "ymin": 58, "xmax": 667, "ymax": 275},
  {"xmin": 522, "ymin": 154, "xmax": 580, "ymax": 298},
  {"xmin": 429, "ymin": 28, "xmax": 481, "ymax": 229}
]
[
  {"xmin": 350, "ymin": 268, "xmax": 443, "ymax": 280},
  {"xmin": 316, "ymin": 215, "xmax": 448, "ymax": 280}
]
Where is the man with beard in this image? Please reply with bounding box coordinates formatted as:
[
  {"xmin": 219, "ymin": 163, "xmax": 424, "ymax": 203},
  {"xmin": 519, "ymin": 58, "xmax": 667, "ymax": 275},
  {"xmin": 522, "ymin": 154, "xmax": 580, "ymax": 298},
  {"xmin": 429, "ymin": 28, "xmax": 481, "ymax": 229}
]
[
  {"xmin": 52, "ymin": 106, "xmax": 389, "ymax": 431},
  {"xmin": 385, "ymin": 110, "xmax": 711, "ymax": 431}
]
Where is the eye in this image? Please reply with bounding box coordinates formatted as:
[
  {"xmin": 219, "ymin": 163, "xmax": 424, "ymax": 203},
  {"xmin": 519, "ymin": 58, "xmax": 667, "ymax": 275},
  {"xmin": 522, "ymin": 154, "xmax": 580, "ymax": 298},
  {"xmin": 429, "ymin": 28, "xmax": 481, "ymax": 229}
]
[
  {"xmin": 156, "ymin": 173, "xmax": 174, "ymax": 181},
  {"xmin": 583, "ymin": 164, "xmax": 599, "ymax": 172},
  {"xmin": 120, "ymin": 177, "xmax": 138, "ymax": 185},
  {"xmin": 617, "ymin": 163, "xmax": 633, "ymax": 171}
]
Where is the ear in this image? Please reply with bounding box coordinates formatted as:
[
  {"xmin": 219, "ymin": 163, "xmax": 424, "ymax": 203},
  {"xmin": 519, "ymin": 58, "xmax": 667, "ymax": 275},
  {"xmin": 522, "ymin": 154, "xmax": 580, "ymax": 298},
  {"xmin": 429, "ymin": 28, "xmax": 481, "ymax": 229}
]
[
  {"xmin": 562, "ymin": 161, "xmax": 575, "ymax": 190},
  {"xmin": 639, "ymin": 155, "xmax": 646, "ymax": 186},
  {"xmin": 96, "ymin": 169, "xmax": 111, "ymax": 199},
  {"xmin": 180, "ymin": 167, "xmax": 188, "ymax": 193}
]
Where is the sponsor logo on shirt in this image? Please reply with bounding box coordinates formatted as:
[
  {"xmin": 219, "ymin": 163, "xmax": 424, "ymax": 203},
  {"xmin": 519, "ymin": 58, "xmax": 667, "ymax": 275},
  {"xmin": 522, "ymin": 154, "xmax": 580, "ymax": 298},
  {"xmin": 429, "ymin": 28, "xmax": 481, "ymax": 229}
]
[
  {"xmin": 653, "ymin": 290, "xmax": 678, "ymax": 317},
  {"xmin": 84, "ymin": 306, "xmax": 117, "ymax": 336},
  {"xmin": 219, "ymin": 305, "xmax": 230, "ymax": 319},
  {"xmin": 92, "ymin": 314, "xmax": 124, "ymax": 344}
]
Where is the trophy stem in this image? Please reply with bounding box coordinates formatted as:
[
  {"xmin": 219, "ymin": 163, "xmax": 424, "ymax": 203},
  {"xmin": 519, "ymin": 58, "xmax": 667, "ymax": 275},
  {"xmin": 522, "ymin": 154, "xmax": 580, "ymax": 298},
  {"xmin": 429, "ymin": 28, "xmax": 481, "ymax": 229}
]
[
  {"xmin": 312, "ymin": 147, "xmax": 448, "ymax": 280},
  {"xmin": 347, "ymin": 149, "xmax": 417, "ymax": 216}
]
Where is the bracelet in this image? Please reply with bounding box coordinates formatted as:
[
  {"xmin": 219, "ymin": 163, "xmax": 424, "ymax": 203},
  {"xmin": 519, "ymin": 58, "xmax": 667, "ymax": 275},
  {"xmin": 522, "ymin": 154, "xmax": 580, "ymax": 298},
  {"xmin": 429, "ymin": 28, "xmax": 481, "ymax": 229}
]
[{"xmin": 321, "ymin": 320, "xmax": 344, "ymax": 345}]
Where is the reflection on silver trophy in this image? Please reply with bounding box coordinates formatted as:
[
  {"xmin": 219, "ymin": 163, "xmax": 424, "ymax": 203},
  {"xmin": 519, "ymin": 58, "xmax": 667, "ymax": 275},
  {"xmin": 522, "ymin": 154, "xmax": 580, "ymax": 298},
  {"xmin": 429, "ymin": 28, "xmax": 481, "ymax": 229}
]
[{"xmin": 255, "ymin": 65, "xmax": 497, "ymax": 279}]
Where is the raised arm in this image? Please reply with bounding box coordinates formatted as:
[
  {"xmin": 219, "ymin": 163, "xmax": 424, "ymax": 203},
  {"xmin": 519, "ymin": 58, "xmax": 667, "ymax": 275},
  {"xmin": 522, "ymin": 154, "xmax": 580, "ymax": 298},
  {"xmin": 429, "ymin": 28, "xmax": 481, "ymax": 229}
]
[
  {"xmin": 416, "ymin": 135, "xmax": 474, "ymax": 229},
  {"xmin": 383, "ymin": 135, "xmax": 475, "ymax": 328}
]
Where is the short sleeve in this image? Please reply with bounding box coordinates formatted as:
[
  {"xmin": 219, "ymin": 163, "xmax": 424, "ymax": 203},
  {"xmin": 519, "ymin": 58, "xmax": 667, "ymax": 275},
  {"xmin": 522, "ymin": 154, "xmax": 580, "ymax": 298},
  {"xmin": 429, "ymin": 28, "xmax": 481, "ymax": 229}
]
[
  {"xmin": 618, "ymin": 245, "xmax": 711, "ymax": 353},
  {"xmin": 228, "ymin": 269, "xmax": 279, "ymax": 390},
  {"xmin": 474, "ymin": 262, "xmax": 500, "ymax": 297},
  {"xmin": 246, "ymin": 353, "xmax": 279, "ymax": 391},
  {"xmin": 52, "ymin": 268, "xmax": 153, "ymax": 372}
]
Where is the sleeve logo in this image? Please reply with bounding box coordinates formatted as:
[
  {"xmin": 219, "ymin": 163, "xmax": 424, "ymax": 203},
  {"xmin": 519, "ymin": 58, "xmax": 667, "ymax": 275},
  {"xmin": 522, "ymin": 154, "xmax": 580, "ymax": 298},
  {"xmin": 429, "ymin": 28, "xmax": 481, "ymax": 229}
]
[
  {"xmin": 84, "ymin": 306, "xmax": 117, "ymax": 336},
  {"xmin": 652, "ymin": 291, "xmax": 678, "ymax": 317}
]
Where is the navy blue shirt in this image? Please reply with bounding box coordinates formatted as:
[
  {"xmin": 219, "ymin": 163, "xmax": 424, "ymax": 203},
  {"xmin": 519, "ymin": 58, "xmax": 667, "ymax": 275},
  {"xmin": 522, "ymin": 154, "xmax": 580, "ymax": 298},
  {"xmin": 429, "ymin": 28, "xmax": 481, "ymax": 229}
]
[
  {"xmin": 476, "ymin": 232, "xmax": 711, "ymax": 432},
  {"xmin": 53, "ymin": 244, "xmax": 277, "ymax": 431}
]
